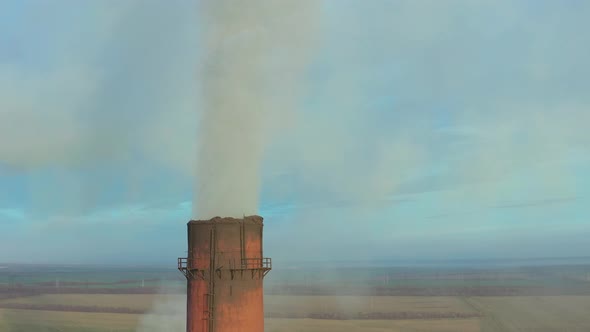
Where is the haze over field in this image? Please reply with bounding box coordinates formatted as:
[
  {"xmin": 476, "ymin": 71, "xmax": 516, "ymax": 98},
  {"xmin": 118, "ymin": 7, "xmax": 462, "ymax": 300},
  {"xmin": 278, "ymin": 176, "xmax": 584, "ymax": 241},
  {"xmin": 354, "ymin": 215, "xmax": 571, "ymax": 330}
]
[{"xmin": 0, "ymin": 0, "xmax": 589, "ymax": 264}]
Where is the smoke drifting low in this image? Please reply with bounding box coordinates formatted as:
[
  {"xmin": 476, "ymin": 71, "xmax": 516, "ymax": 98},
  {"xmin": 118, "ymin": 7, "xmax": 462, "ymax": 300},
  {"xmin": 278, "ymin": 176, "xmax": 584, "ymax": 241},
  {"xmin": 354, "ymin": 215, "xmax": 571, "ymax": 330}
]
[{"xmin": 193, "ymin": 0, "xmax": 317, "ymax": 219}]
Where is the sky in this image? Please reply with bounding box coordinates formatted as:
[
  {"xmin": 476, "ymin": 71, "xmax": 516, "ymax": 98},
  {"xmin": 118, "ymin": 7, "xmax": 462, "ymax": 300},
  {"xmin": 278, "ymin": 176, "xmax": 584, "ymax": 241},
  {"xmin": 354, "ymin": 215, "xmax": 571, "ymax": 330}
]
[{"xmin": 0, "ymin": 0, "xmax": 589, "ymax": 265}]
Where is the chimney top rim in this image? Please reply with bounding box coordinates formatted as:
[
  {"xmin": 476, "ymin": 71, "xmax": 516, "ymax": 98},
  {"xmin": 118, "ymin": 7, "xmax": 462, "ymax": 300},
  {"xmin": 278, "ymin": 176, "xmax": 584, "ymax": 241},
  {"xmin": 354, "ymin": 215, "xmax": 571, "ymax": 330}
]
[{"xmin": 188, "ymin": 215, "xmax": 263, "ymax": 225}]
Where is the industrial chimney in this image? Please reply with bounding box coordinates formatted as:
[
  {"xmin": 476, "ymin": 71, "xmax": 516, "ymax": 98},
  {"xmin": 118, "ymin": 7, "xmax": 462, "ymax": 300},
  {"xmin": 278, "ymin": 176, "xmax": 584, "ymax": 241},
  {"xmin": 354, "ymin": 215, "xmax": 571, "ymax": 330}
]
[{"xmin": 178, "ymin": 215, "xmax": 271, "ymax": 332}]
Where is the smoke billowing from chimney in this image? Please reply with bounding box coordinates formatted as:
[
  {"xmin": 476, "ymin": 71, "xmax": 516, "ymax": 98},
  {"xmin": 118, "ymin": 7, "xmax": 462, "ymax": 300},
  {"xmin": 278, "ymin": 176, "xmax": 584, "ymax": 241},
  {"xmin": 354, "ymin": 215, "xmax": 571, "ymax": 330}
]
[{"xmin": 193, "ymin": 0, "xmax": 317, "ymax": 219}]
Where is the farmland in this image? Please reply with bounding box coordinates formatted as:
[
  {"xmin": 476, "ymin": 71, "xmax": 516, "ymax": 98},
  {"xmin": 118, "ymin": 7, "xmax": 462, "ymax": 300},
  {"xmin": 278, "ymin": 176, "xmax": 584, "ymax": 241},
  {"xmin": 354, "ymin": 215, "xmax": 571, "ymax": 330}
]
[
  {"xmin": 1, "ymin": 259, "xmax": 590, "ymax": 331},
  {"xmin": 3, "ymin": 294, "xmax": 590, "ymax": 331}
]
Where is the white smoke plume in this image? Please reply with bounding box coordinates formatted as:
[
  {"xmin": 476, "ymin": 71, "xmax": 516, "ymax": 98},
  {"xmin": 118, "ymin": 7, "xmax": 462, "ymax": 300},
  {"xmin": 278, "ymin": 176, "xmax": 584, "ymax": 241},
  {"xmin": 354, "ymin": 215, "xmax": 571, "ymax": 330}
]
[
  {"xmin": 135, "ymin": 291, "xmax": 185, "ymax": 332},
  {"xmin": 193, "ymin": 0, "xmax": 318, "ymax": 219}
]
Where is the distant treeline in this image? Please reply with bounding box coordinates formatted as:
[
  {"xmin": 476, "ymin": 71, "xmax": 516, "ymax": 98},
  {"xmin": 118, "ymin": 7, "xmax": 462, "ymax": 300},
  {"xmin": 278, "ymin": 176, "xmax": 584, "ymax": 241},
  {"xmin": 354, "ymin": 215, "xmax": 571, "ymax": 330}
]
[
  {"xmin": 0, "ymin": 303, "xmax": 481, "ymax": 320},
  {"xmin": 0, "ymin": 303, "xmax": 145, "ymax": 314},
  {"xmin": 2, "ymin": 284, "xmax": 590, "ymax": 296},
  {"xmin": 34, "ymin": 278, "xmax": 163, "ymax": 287},
  {"xmin": 0, "ymin": 285, "xmax": 167, "ymax": 294},
  {"xmin": 265, "ymin": 311, "xmax": 482, "ymax": 320},
  {"xmin": 265, "ymin": 285, "xmax": 590, "ymax": 296}
]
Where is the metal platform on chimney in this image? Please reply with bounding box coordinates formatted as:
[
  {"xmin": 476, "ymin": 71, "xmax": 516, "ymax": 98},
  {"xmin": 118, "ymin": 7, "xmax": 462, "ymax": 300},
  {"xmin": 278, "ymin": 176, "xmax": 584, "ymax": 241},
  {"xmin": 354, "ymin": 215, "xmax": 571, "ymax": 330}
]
[
  {"xmin": 178, "ymin": 257, "xmax": 272, "ymax": 280},
  {"xmin": 229, "ymin": 258, "xmax": 272, "ymax": 279},
  {"xmin": 178, "ymin": 258, "xmax": 206, "ymax": 280}
]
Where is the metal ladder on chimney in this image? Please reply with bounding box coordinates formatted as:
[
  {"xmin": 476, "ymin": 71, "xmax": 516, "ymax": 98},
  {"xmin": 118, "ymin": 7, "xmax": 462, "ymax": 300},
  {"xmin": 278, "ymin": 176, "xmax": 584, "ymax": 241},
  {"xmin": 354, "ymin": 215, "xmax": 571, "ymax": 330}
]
[{"xmin": 203, "ymin": 227, "xmax": 217, "ymax": 332}]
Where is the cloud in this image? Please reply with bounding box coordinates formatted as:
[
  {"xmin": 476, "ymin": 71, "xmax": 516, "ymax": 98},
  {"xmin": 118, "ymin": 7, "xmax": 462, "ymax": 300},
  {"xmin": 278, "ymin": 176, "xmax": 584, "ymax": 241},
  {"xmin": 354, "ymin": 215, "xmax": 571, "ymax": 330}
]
[
  {"xmin": 492, "ymin": 196, "xmax": 578, "ymax": 209},
  {"xmin": 0, "ymin": 201, "xmax": 190, "ymax": 264},
  {"xmin": 0, "ymin": 0, "xmax": 589, "ymax": 262},
  {"xmin": 0, "ymin": 64, "xmax": 99, "ymax": 168},
  {"xmin": 0, "ymin": 1, "xmax": 198, "ymax": 215},
  {"xmin": 0, "ymin": 208, "xmax": 25, "ymax": 222},
  {"xmin": 0, "ymin": 0, "xmax": 198, "ymax": 168}
]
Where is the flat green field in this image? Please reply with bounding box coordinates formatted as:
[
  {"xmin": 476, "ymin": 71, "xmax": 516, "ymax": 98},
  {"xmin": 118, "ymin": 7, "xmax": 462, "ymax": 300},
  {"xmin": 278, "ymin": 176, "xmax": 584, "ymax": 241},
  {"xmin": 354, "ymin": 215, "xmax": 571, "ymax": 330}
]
[
  {"xmin": 0, "ymin": 294, "xmax": 480, "ymax": 331},
  {"xmin": 3, "ymin": 294, "xmax": 590, "ymax": 331},
  {"xmin": 469, "ymin": 296, "xmax": 590, "ymax": 332},
  {"xmin": 0, "ymin": 294, "xmax": 159, "ymax": 311},
  {"xmin": 266, "ymin": 295, "xmax": 477, "ymax": 314},
  {"xmin": 265, "ymin": 318, "xmax": 480, "ymax": 332},
  {"xmin": 0, "ymin": 294, "xmax": 477, "ymax": 315},
  {"xmin": 0, "ymin": 309, "xmax": 480, "ymax": 332},
  {"xmin": 0, "ymin": 308, "xmax": 138, "ymax": 332}
]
